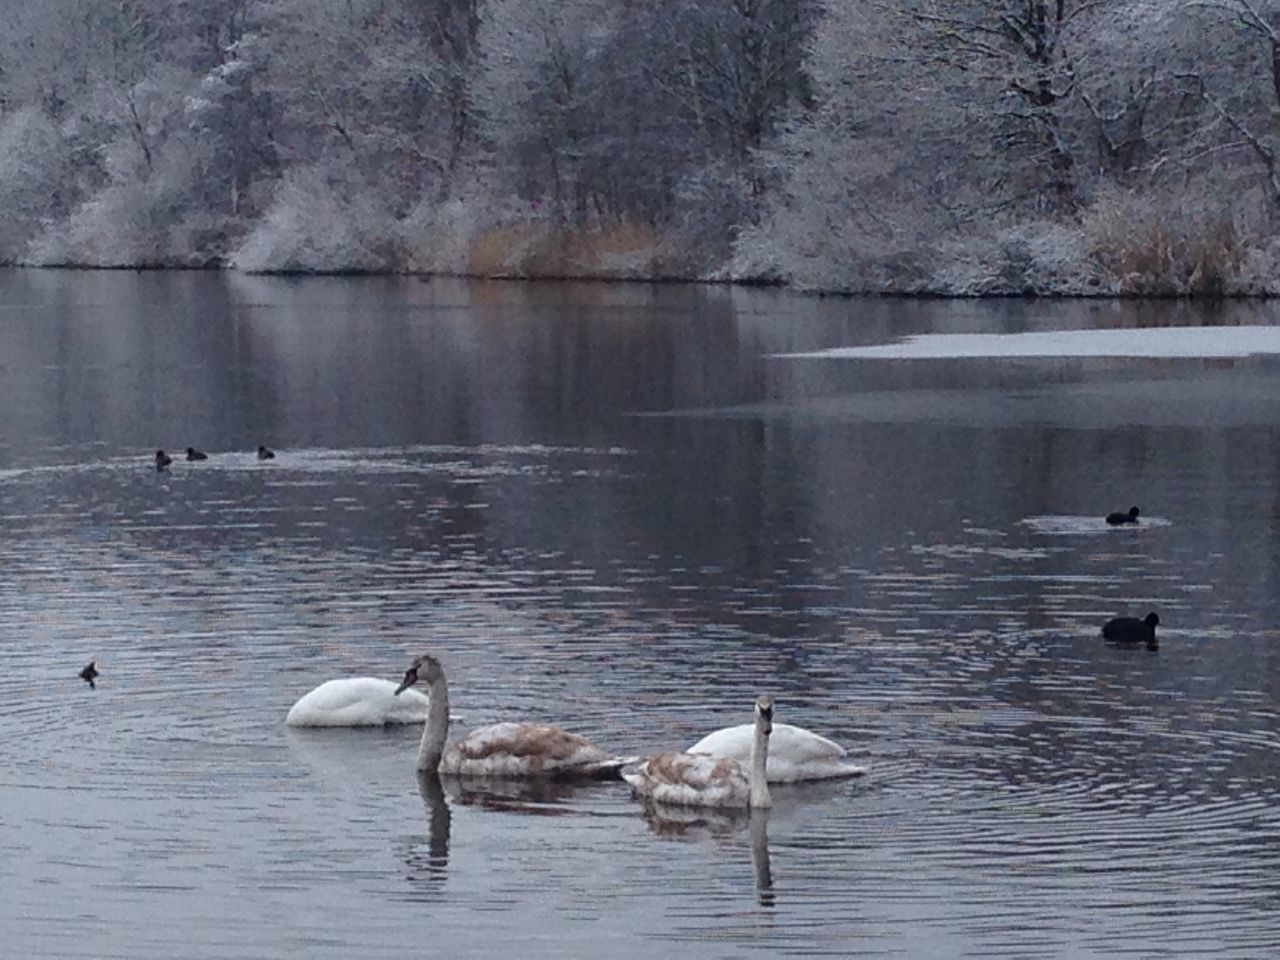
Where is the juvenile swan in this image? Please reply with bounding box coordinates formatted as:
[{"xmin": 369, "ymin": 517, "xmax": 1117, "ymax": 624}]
[
  {"xmin": 623, "ymin": 696, "xmax": 774, "ymax": 809},
  {"xmin": 688, "ymin": 716, "xmax": 867, "ymax": 782},
  {"xmin": 286, "ymin": 677, "xmax": 431, "ymax": 726},
  {"xmin": 394, "ymin": 653, "xmax": 629, "ymax": 778}
]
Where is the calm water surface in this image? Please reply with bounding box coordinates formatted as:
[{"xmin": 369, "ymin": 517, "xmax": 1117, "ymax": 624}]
[{"xmin": 1, "ymin": 271, "xmax": 1279, "ymax": 958}]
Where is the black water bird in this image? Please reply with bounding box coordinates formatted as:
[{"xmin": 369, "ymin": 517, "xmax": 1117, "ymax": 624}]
[
  {"xmin": 79, "ymin": 660, "xmax": 99, "ymax": 689},
  {"xmin": 186, "ymin": 447, "xmax": 208, "ymax": 461},
  {"xmin": 155, "ymin": 450, "xmax": 172, "ymax": 471},
  {"xmin": 1106, "ymin": 506, "xmax": 1140, "ymax": 525},
  {"xmin": 257, "ymin": 445, "xmax": 275, "ymax": 460},
  {"xmin": 1102, "ymin": 612, "xmax": 1159, "ymax": 650}
]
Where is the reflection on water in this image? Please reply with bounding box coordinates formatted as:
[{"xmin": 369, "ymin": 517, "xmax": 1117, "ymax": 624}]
[
  {"xmin": 635, "ymin": 802, "xmax": 777, "ymax": 908},
  {"xmin": 751, "ymin": 814, "xmax": 774, "ymax": 908},
  {"xmin": 412, "ymin": 771, "xmax": 451, "ymax": 881},
  {"xmin": 443, "ymin": 773, "xmax": 589, "ymax": 814},
  {"xmin": 1, "ymin": 271, "xmax": 1279, "ymax": 958}
]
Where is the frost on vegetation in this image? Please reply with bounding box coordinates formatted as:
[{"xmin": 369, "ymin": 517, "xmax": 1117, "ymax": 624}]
[
  {"xmin": 0, "ymin": 108, "xmax": 74, "ymax": 263},
  {"xmin": 29, "ymin": 182, "xmax": 190, "ymax": 269},
  {"xmin": 26, "ymin": 141, "xmax": 227, "ymax": 268},
  {"xmin": 928, "ymin": 222, "xmax": 1103, "ymax": 297},
  {"xmin": 399, "ymin": 193, "xmax": 489, "ymax": 275},
  {"xmin": 1078, "ymin": 186, "xmax": 1278, "ymax": 297},
  {"xmin": 233, "ymin": 166, "xmax": 401, "ymax": 273},
  {"xmin": 672, "ymin": 163, "xmax": 756, "ymax": 279},
  {"xmin": 8, "ymin": 0, "xmax": 1280, "ymax": 292}
]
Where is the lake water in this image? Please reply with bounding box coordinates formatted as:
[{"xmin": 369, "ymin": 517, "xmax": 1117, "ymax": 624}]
[{"xmin": 1, "ymin": 270, "xmax": 1279, "ymax": 959}]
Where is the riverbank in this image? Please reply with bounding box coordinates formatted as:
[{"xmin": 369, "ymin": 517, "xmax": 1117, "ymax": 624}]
[{"xmin": 18, "ymin": 210, "xmax": 1280, "ymax": 300}]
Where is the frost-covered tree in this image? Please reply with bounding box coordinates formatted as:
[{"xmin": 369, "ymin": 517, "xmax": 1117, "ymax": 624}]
[
  {"xmin": 637, "ymin": 0, "xmax": 816, "ymax": 166},
  {"xmin": 1156, "ymin": 0, "xmax": 1280, "ymax": 201},
  {"xmin": 476, "ymin": 0, "xmax": 618, "ymax": 225},
  {"xmin": 0, "ymin": 0, "xmax": 1276, "ymax": 288}
]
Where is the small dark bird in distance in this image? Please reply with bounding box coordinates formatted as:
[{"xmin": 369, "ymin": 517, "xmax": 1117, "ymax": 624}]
[
  {"xmin": 1106, "ymin": 506, "xmax": 1140, "ymax": 525},
  {"xmin": 1102, "ymin": 611, "xmax": 1159, "ymax": 650}
]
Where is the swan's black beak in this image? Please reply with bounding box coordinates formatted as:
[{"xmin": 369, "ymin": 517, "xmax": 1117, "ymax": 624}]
[{"xmin": 394, "ymin": 668, "xmax": 418, "ymax": 696}]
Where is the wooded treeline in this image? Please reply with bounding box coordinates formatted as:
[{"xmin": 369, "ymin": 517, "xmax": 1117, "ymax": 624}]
[{"xmin": 2, "ymin": 1, "xmax": 1279, "ymax": 294}]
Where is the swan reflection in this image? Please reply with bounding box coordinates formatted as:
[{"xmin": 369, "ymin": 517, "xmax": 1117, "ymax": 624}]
[
  {"xmin": 638, "ymin": 802, "xmax": 776, "ymax": 907},
  {"xmin": 417, "ymin": 771, "xmax": 451, "ymax": 873},
  {"xmin": 441, "ymin": 773, "xmax": 594, "ymax": 815},
  {"xmin": 750, "ymin": 813, "xmax": 774, "ymax": 907},
  {"xmin": 401, "ymin": 771, "xmax": 451, "ymax": 891}
]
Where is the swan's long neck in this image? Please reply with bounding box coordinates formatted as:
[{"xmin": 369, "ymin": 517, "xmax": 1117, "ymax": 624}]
[
  {"xmin": 750, "ymin": 715, "xmax": 772, "ymax": 808},
  {"xmin": 417, "ymin": 672, "xmax": 450, "ymax": 772}
]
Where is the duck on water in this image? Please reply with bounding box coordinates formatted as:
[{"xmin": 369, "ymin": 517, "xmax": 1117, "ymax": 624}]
[
  {"xmin": 1102, "ymin": 612, "xmax": 1159, "ymax": 650},
  {"xmin": 1106, "ymin": 506, "xmax": 1140, "ymax": 525}
]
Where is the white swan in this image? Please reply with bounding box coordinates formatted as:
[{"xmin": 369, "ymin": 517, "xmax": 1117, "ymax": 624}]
[
  {"xmin": 623, "ymin": 696, "xmax": 773, "ymax": 809},
  {"xmin": 394, "ymin": 653, "xmax": 631, "ymax": 778},
  {"xmin": 286, "ymin": 677, "xmax": 431, "ymax": 727},
  {"xmin": 688, "ymin": 716, "xmax": 867, "ymax": 782}
]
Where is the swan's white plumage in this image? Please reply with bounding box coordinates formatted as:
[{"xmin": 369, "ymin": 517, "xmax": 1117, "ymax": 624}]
[
  {"xmin": 688, "ymin": 722, "xmax": 867, "ymax": 781},
  {"xmin": 286, "ymin": 678, "xmax": 430, "ymax": 726}
]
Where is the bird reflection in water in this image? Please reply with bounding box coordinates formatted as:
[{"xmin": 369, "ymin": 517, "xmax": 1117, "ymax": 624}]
[
  {"xmin": 750, "ymin": 813, "xmax": 774, "ymax": 907},
  {"xmin": 404, "ymin": 771, "xmax": 451, "ymax": 884},
  {"xmin": 404, "ymin": 773, "xmax": 611, "ymax": 893},
  {"xmin": 638, "ymin": 802, "xmax": 776, "ymax": 908},
  {"xmin": 440, "ymin": 774, "xmax": 589, "ymax": 815}
]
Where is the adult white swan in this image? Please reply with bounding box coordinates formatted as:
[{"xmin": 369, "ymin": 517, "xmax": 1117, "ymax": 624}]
[
  {"xmin": 623, "ymin": 696, "xmax": 773, "ymax": 808},
  {"xmin": 286, "ymin": 677, "xmax": 431, "ymax": 727},
  {"xmin": 394, "ymin": 653, "xmax": 631, "ymax": 778},
  {"xmin": 688, "ymin": 712, "xmax": 867, "ymax": 782}
]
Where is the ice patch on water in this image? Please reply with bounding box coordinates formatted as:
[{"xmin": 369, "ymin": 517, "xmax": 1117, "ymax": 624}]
[{"xmin": 777, "ymin": 326, "xmax": 1280, "ymax": 360}]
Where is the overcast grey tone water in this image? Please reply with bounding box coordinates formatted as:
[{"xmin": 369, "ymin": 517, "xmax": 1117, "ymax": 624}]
[{"xmin": 1, "ymin": 271, "xmax": 1278, "ymax": 959}]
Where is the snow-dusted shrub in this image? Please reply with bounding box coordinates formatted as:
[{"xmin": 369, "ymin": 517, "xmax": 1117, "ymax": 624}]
[
  {"xmin": 29, "ymin": 182, "xmax": 173, "ymax": 267},
  {"xmin": 1081, "ymin": 186, "xmax": 1271, "ymax": 296},
  {"xmin": 400, "ymin": 187, "xmax": 502, "ymax": 276},
  {"xmin": 27, "ymin": 138, "xmax": 211, "ymax": 267},
  {"xmin": 0, "ymin": 107, "xmax": 76, "ymax": 262},
  {"xmin": 992, "ymin": 221, "xmax": 1103, "ymax": 295},
  {"xmin": 730, "ymin": 109, "xmax": 1006, "ymax": 294},
  {"xmin": 926, "ymin": 235, "xmax": 1005, "ymax": 296},
  {"xmin": 922, "ymin": 223, "xmax": 1098, "ymax": 296},
  {"xmin": 233, "ymin": 165, "xmax": 402, "ymax": 273}
]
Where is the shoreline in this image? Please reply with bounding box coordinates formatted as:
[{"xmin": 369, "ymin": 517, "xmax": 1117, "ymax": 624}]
[{"xmin": 5, "ymin": 261, "xmax": 1273, "ymax": 301}]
